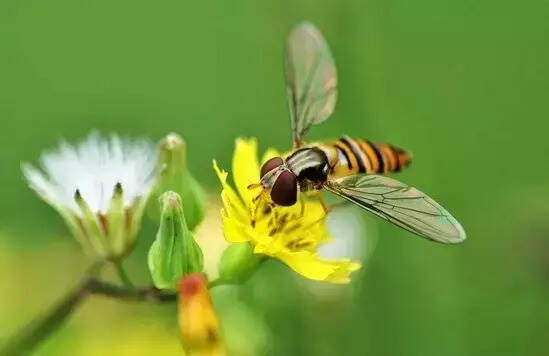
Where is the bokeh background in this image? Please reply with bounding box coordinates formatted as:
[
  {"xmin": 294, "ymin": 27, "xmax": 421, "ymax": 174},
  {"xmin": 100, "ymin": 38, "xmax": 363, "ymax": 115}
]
[{"xmin": 1, "ymin": 0, "xmax": 549, "ymax": 355}]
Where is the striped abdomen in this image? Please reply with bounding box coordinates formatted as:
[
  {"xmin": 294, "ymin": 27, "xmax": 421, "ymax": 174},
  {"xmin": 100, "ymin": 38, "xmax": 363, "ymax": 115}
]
[{"xmin": 317, "ymin": 136, "xmax": 412, "ymax": 178}]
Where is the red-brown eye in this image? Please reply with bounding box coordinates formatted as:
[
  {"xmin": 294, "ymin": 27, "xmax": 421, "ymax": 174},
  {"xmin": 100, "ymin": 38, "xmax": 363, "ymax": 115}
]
[
  {"xmin": 260, "ymin": 157, "xmax": 284, "ymax": 178},
  {"xmin": 271, "ymin": 170, "xmax": 297, "ymax": 206}
]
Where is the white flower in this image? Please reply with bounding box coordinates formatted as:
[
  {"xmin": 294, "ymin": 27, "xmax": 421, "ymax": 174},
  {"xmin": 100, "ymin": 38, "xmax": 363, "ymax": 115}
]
[{"xmin": 22, "ymin": 131, "xmax": 159, "ymax": 259}]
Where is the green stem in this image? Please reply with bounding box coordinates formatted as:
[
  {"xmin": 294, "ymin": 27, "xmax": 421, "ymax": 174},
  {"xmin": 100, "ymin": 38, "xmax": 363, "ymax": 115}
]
[
  {"xmin": 1, "ymin": 267, "xmax": 231, "ymax": 354},
  {"xmin": 208, "ymin": 278, "xmax": 228, "ymax": 289},
  {"xmin": 113, "ymin": 261, "xmax": 134, "ymax": 288},
  {"xmin": 0, "ymin": 279, "xmax": 176, "ymax": 355},
  {"xmin": 0, "ymin": 263, "xmax": 103, "ymax": 356},
  {"xmin": 88, "ymin": 280, "xmax": 176, "ymax": 302}
]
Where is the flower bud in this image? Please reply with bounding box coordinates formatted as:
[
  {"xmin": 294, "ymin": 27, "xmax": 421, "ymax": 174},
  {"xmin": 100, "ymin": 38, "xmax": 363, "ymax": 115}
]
[
  {"xmin": 178, "ymin": 274, "xmax": 225, "ymax": 356},
  {"xmin": 218, "ymin": 243, "xmax": 264, "ymax": 284},
  {"xmin": 148, "ymin": 191, "xmax": 204, "ymax": 290},
  {"xmin": 152, "ymin": 133, "xmax": 205, "ymax": 231}
]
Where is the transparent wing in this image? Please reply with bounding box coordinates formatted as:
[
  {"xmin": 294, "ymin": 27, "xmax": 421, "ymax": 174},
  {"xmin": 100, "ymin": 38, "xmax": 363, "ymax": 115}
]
[
  {"xmin": 285, "ymin": 22, "xmax": 337, "ymax": 147},
  {"xmin": 324, "ymin": 175, "xmax": 466, "ymax": 244}
]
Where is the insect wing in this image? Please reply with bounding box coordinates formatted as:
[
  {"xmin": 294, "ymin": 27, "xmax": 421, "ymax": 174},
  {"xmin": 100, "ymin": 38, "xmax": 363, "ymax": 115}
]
[
  {"xmin": 324, "ymin": 175, "xmax": 466, "ymax": 244},
  {"xmin": 285, "ymin": 22, "xmax": 337, "ymax": 147}
]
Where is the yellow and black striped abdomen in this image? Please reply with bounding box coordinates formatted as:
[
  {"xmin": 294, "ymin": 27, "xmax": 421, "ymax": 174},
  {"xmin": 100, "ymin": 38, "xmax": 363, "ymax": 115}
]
[{"xmin": 319, "ymin": 136, "xmax": 412, "ymax": 178}]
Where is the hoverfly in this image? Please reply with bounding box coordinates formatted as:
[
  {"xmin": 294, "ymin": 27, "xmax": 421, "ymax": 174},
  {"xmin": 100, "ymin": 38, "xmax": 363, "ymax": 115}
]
[{"xmin": 251, "ymin": 22, "xmax": 466, "ymax": 244}]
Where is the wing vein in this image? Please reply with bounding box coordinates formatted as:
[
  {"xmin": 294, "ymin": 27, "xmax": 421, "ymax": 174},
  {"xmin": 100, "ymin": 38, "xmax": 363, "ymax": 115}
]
[{"xmin": 325, "ymin": 175, "xmax": 466, "ymax": 243}]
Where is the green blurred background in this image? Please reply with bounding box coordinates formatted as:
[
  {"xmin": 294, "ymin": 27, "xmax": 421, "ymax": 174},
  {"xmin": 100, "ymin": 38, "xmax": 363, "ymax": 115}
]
[{"xmin": 1, "ymin": 0, "xmax": 549, "ymax": 355}]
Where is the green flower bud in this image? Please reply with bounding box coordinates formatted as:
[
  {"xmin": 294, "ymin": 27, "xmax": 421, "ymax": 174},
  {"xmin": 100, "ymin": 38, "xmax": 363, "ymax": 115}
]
[
  {"xmin": 218, "ymin": 243, "xmax": 264, "ymax": 284},
  {"xmin": 148, "ymin": 191, "xmax": 204, "ymax": 290},
  {"xmin": 151, "ymin": 133, "xmax": 205, "ymax": 231}
]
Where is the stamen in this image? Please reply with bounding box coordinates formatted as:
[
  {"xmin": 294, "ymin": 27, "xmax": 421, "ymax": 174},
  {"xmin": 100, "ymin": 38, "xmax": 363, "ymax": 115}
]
[
  {"xmin": 286, "ymin": 238, "xmax": 302, "ymax": 250},
  {"xmin": 294, "ymin": 241, "xmax": 311, "ymax": 249},
  {"xmin": 98, "ymin": 213, "xmax": 109, "ymax": 234},
  {"xmin": 251, "ymin": 197, "xmax": 270, "ymax": 227},
  {"xmin": 283, "ymin": 223, "xmax": 302, "ymax": 234},
  {"xmin": 286, "ymin": 237, "xmax": 312, "ymax": 251}
]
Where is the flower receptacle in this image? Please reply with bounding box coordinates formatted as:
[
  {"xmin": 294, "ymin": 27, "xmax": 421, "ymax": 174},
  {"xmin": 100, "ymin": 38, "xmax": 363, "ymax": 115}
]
[{"xmin": 218, "ymin": 243, "xmax": 264, "ymax": 284}]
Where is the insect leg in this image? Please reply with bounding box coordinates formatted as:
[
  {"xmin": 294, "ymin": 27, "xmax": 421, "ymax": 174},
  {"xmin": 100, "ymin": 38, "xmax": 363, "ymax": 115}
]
[
  {"xmin": 322, "ymin": 181, "xmax": 352, "ymax": 213},
  {"xmin": 251, "ymin": 192, "xmax": 265, "ymax": 227},
  {"xmin": 319, "ymin": 194, "xmax": 329, "ymax": 215},
  {"xmin": 299, "ymin": 193, "xmax": 306, "ymax": 218},
  {"xmin": 327, "ymin": 200, "xmax": 352, "ymax": 213}
]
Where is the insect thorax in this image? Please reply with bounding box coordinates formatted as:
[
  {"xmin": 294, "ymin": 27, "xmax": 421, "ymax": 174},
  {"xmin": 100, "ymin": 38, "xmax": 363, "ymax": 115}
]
[{"xmin": 286, "ymin": 147, "xmax": 329, "ymax": 191}]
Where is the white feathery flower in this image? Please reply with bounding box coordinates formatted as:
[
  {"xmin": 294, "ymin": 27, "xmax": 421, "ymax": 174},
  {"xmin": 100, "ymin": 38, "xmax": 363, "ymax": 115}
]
[{"xmin": 22, "ymin": 131, "xmax": 159, "ymax": 259}]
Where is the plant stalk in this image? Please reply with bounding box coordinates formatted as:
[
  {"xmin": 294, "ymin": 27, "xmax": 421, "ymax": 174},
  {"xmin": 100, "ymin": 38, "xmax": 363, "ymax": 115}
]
[
  {"xmin": 0, "ymin": 263, "xmax": 102, "ymax": 356},
  {"xmin": 0, "ymin": 269, "xmax": 226, "ymax": 355},
  {"xmin": 113, "ymin": 261, "xmax": 134, "ymax": 288},
  {"xmin": 87, "ymin": 279, "xmax": 177, "ymax": 302}
]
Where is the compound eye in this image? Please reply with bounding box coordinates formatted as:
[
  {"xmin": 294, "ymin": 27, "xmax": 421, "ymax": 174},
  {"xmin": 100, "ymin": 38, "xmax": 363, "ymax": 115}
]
[
  {"xmin": 260, "ymin": 157, "xmax": 284, "ymax": 178},
  {"xmin": 271, "ymin": 170, "xmax": 297, "ymax": 206}
]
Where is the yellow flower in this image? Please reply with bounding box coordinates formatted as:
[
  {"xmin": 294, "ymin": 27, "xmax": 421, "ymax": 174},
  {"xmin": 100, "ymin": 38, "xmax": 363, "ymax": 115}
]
[{"xmin": 213, "ymin": 138, "xmax": 360, "ymax": 283}]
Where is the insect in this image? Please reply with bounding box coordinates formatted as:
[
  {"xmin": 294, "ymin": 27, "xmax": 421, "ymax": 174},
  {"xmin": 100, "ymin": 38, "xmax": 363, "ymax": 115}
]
[{"xmin": 251, "ymin": 22, "xmax": 466, "ymax": 244}]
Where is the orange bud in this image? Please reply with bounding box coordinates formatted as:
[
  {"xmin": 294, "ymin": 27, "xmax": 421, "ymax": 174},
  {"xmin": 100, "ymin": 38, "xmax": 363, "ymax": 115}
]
[{"xmin": 178, "ymin": 274, "xmax": 225, "ymax": 356}]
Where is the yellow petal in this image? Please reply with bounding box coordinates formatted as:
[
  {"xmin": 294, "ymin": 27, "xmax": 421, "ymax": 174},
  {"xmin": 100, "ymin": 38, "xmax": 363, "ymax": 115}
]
[
  {"xmin": 213, "ymin": 160, "xmax": 248, "ymax": 223},
  {"xmin": 276, "ymin": 250, "xmax": 361, "ymax": 284},
  {"xmin": 324, "ymin": 261, "xmax": 362, "ymax": 284},
  {"xmin": 261, "ymin": 147, "xmax": 281, "ymax": 164},
  {"xmin": 232, "ymin": 138, "xmax": 260, "ymax": 207},
  {"xmin": 253, "ymin": 239, "xmax": 283, "ymax": 255},
  {"xmin": 300, "ymin": 197, "xmax": 328, "ymax": 224},
  {"xmin": 221, "ymin": 212, "xmax": 252, "ymax": 243}
]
